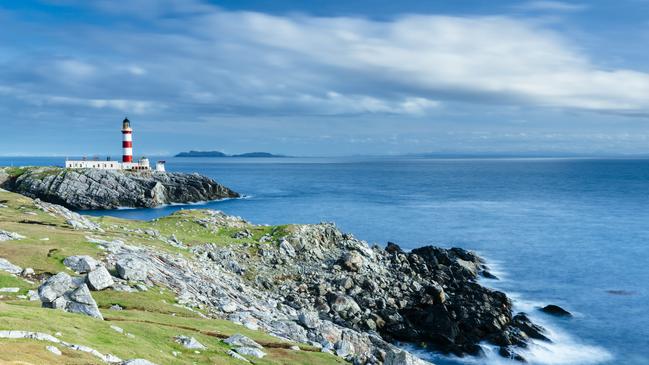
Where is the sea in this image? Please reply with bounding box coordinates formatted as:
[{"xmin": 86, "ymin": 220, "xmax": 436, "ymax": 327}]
[{"xmin": 1, "ymin": 156, "xmax": 647, "ymax": 365}]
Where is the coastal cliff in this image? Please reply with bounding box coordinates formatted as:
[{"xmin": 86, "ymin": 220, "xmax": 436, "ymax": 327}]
[
  {"xmin": 0, "ymin": 188, "xmax": 549, "ymax": 364},
  {"xmin": 0, "ymin": 167, "xmax": 239, "ymax": 210}
]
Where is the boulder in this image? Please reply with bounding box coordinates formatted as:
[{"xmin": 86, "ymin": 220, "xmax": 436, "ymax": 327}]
[
  {"xmin": 66, "ymin": 285, "xmax": 104, "ymax": 319},
  {"xmin": 224, "ymin": 334, "xmax": 263, "ymax": 349},
  {"xmin": 0, "ymin": 258, "xmax": 22, "ymax": 275},
  {"xmin": 39, "ymin": 272, "xmax": 74, "ymax": 302},
  {"xmin": 512, "ymin": 313, "xmax": 550, "ymax": 341},
  {"xmin": 174, "ymin": 335, "xmax": 206, "ymax": 350},
  {"xmin": 63, "ymin": 256, "xmax": 100, "ymax": 274},
  {"xmin": 116, "ymin": 257, "xmax": 149, "ymax": 281},
  {"xmin": 335, "ymin": 339, "xmax": 354, "ymax": 358},
  {"xmin": 540, "ymin": 304, "xmax": 572, "ymax": 317},
  {"xmin": 0, "ymin": 230, "xmax": 25, "ymax": 241},
  {"xmin": 86, "ymin": 266, "xmax": 114, "ymax": 291},
  {"xmin": 298, "ymin": 310, "xmax": 319, "ymax": 329},
  {"xmin": 279, "ymin": 239, "xmax": 296, "ymax": 257},
  {"xmin": 234, "ymin": 347, "xmax": 266, "ymax": 359},
  {"xmin": 38, "ymin": 273, "xmax": 103, "ymax": 320},
  {"xmin": 232, "ymin": 229, "xmax": 253, "ymax": 239},
  {"xmin": 341, "ymin": 251, "xmax": 364, "ymax": 272},
  {"xmin": 329, "ymin": 295, "xmax": 361, "ymax": 319}
]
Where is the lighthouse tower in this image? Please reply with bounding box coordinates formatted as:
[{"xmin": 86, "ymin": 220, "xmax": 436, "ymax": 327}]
[
  {"xmin": 122, "ymin": 117, "xmax": 133, "ymax": 164},
  {"xmin": 64, "ymin": 117, "xmax": 164, "ymax": 171}
]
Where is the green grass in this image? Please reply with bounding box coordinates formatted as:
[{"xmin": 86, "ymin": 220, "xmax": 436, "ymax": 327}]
[
  {"xmin": 2, "ymin": 167, "xmax": 29, "ymax": 178},
  {"xmin": 0, "ymin": 189, "xmax": 346, "ymax": 365},
  {"xmin": 0, "ymin": 272, "xmax": 36, "ymax": 297},
  {"xmin": 0, "ymin": 302, "xmax": 345, "ymax": 365},
  {"xmin": 93, "ymin": 288, "xmax": 202, "ymax": 317}
]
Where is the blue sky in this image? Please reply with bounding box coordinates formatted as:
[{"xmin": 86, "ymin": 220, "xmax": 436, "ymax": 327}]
[{"xmin": 1, "ymin": 0, "xmax": 649, "ymax": 156}]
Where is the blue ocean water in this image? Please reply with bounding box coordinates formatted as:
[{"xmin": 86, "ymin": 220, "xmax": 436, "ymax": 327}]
[{"xmin": 2, "ymin": 156, "xmax": 648, "ymax": 365}]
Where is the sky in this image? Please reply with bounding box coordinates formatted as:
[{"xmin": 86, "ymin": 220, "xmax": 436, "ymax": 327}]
[{"xmin": 1, "ymin": 0, "xmax": 649, "ymax": 156}]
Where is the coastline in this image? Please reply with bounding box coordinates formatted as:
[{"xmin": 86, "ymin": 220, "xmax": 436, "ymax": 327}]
[
  {"xmin": 1, "ymin": 186, "xmax": 550, "ymax": 364},
  {"xmin": 1, "ymin": 157, "xmax": 644, "ymax": 364}
]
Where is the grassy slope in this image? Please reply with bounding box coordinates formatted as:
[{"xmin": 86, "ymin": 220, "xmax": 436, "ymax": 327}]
[{"xmin": 0, "ymin": 189, "xmax": 343, "ymax": 365}]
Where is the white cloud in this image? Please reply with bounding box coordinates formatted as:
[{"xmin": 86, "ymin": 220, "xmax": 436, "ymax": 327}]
[
  {"xmin": 3, "ymin": 2, "xmax": 649, "ymax": 119},
  {"xmin": 187, "ymin": 11, "xmax": 649, "ymax": 114}
]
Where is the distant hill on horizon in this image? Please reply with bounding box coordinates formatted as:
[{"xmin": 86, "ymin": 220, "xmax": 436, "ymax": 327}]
[{"xmin": 175, "ymin": 150, "xmax": 288, "ymax": 158}]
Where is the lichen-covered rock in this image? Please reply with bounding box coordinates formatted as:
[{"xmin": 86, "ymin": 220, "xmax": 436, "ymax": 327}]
[
  {"xmin": 38, "ymin": 273, "xmax": 103, "ymax": 320},
  {"xmin": 234, "ymin": 347, "xmax": 266, "ymax": 359},
  {"xmin": 1, "ymin": 167, "xmax": 239, "ymax": 210},
  {"xmin": 0, "ymin": 230, "xmax": 25, "ymax": 241},
  {"xmin": 38, "ymin": 272, "xmax": 74, "ymax": 302},
  {"xmin": 0, "ymin": 258, "xmax": 22, "ymax": 275},
  {"xmin": 278, "ymin": 239, "xmax": 296, "ymax": 258},
  {"xmin": 223, "ymin": 334, "xmax": 263, "ymax": 349},
  {"xmin": 174, "ymin": 335, "xmax": 206, "ymax": 350},
  {"xmin": 116, "ymin": 257, "xmax": 149, "ymax": 282},
  {"xmin": 298, "ymin": 310, "xmax": 320, "ymax": 329},
  {"xmin": 86, "ymin": 266, "xmax": 115, "ymax": 291},
  {"xmin": 63, "ymin": 255, "xmax": 100, "ymax": 274}
]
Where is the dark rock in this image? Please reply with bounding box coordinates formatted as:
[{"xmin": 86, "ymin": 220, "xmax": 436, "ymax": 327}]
[
  {"xmin": 512, "ymin": 313, "xmax": 550, "ymax": 341},
  {"xmin": 540, "ymin": 304, "xmax": 572, "ymax": 317},
  {"xmin": 385, "ymin": 242, "xmax": 403, "ymax": 255},
  {"xmin": 499, "ymin": 347, "xmax": 527, "ymax": 362},
  {"xmin": 482, "ymin": 270, "xmax": 499, "ymax": 279},
  {"xmin": 190, "ymin": 222, "xmax": 546, "ymax": 361},
  {"xmin": 1, "ymin": 167, "xmax": 238, "ymax": 210},
  {"xmin": 340, "ymin": 251, "xmax": 364, "ymax": 272}
]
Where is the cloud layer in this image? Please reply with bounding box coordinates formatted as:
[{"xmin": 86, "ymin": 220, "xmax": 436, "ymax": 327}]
[{"xmin": 1, "ymin": 0, "xmax": 649, "ymax": 122}]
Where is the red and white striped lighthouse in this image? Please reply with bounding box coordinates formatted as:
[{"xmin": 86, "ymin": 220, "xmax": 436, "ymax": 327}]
[{"xmin": 122, "ymin": 117, "xmax": 133, "ymax": 163}]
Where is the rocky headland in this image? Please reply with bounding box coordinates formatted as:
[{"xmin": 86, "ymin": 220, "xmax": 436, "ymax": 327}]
[
  {"xmin": 0, "ymin": 166, "xmax": 239, "ymax": 210},
  {"xmin": 0, "ymin": 175, "xmax": 554, "ymax": 364}
]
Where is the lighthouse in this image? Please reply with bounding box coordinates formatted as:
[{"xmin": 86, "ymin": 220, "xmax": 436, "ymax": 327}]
[
  {"xmin": 65, "ymin": 117, "xmax": 166, "ymax": 171},
  {"xmin": 122, "ymin": 117, "xmax": 133, "ymax": 164}
]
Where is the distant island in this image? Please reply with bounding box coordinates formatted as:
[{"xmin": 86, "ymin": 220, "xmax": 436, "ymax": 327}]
[{"xmin": 175, "ymin": 150, "xmax": 288, "ymax": 158}]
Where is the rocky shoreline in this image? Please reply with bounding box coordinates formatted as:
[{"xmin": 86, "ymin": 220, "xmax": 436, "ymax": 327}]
[
  {"xmin": 187, "ymin": 221, "xmax": 547, "ymax": 362},
  {"xmin": 0, "ymin": 167, "xmax": 239, "ymax": 210},
  {"xmin": 35, "ymin": 209, "xmax": 547, "ymax": 364},
  {"xmin": 0, "ymin": 172, "xmax": 554, "ymax": 364}
]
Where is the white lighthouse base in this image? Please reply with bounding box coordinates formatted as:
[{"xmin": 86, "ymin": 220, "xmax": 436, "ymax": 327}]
[{"xmin": 65, "ymin": 158, "xmax": 161, "ymax": 171}]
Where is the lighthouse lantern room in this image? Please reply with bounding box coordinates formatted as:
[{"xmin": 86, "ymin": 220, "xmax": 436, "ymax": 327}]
[{"xmin": 65, "ymin": 118, "xmax": 165, "ymax": 172}]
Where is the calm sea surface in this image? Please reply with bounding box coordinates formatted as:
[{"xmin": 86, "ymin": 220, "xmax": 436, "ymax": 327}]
[{"xmin": 2, "ymin": 156, "xmax": 648, "ymax": 365}]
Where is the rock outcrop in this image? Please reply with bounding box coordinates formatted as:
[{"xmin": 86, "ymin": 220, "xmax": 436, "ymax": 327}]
[
  {"xmin": 0, "ymin": 258, "xmax": 22, "ymax": 275},
  {"xmin": 0, "ymin": 230, "xmax": 25, "ymax": 241},
  {"xmin": 0, "ymin": 167, "xmax": 239, "ymax": 210},
  {"xmin": 83, "ymin": 211, "xmax": 548, "ymax": 363},
  {"xmin": 38, "ymin": 272, "xmax": 104, "ymax": 320},
  {"xmin": 193, "ymin": 223, "xmax": 544, "ymax": 360}
]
